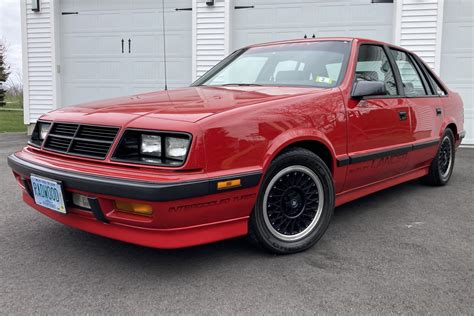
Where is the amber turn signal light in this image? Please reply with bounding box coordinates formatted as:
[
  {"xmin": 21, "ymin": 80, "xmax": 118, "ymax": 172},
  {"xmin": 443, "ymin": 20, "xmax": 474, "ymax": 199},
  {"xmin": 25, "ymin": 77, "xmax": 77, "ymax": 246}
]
[
  {"xmin": 115, "ymin": 201, "xmax": 153, "ymax": 216},
  {"xmin": 217, "ymin": 179, "xmax": 241, "ymax": 190}
]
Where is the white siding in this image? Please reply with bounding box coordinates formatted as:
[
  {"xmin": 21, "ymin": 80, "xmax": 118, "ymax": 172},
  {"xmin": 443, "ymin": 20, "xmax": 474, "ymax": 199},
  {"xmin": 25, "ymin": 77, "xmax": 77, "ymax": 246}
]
[
  {"xmin": 395, "ymin": 0, "xmax": 444, "ymax": 72},
  {"xmin": 22, "ymin": 0, "xmax": 56, "ymax": 124},
  {"xmin": 193, "ymin": 0, "xmax": 231, "ymax": 79}
]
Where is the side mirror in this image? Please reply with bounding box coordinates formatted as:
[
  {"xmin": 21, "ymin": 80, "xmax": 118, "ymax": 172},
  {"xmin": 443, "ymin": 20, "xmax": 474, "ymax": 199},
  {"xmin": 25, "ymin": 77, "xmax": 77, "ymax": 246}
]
[{"xmin": 352, "ymin": 81, "xmax": 386, "ymax": 98}]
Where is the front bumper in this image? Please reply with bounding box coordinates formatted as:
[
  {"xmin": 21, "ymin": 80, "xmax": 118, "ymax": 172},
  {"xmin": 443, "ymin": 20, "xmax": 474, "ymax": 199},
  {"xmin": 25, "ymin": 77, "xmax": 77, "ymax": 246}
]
[
  {"xmin": 8, "ymin": 154, "xmax": 261, "ymax": 202},
  {"xmin": 8, "ymin": 153, "xmax": 262, "ymax": 248}
]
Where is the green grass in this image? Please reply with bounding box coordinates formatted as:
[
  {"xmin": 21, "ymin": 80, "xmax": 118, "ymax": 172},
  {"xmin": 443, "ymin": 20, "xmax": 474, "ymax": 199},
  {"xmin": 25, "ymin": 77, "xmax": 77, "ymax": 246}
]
[
  {"xmin": 3, "ymin": 94, "xmax": 23, "ymax": 109},
  {"xmin": 0, "ymin": 110, "xmax": 26, "ymax": 133}
]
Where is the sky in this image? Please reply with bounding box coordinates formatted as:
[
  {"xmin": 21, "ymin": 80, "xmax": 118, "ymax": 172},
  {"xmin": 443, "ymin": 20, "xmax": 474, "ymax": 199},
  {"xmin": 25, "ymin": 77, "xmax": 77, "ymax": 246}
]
[{"xmin": 0, "ymin": 0, "xmax": 22, "ymax": 85}]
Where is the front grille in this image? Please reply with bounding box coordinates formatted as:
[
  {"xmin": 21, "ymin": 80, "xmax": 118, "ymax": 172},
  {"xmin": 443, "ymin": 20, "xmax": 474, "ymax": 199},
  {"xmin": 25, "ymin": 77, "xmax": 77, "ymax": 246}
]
[
  {"xmin": 50, "ymin": 123, "xmax": 78, "ymax": 137},
  {"xmin": 44, "ymin": 123, "xmax": 119, "ymax": 159}
]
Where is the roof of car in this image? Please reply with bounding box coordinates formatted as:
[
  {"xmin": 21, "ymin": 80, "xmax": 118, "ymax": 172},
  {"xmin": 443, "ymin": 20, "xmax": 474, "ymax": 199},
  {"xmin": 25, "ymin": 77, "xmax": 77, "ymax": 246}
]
[{"xmin": 245, "ymin": 37, "xmax": 397, "ymax": 50}]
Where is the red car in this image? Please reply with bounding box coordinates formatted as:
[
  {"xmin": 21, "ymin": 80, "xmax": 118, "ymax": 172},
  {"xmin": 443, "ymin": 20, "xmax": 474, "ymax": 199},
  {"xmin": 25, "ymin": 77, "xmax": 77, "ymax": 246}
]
[{"xmin": 8, "ymin": 37, "xmax": 465, "ymax": 254}]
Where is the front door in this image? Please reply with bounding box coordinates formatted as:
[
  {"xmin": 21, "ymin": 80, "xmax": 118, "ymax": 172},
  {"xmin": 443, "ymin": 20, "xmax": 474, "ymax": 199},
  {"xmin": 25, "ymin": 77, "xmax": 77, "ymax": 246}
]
[{"xmin": 344, "ymin": 44, "xmax": 411, "ymax": 191}]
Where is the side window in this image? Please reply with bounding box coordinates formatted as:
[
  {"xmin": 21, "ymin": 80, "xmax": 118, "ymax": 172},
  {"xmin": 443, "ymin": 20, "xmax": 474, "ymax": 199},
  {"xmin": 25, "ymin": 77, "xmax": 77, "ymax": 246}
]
[
  {"xmin": 390, "ymin": 49, "xmax": 427, "ymax": 97},
  {"xmin": 419, "ymin": 62, "xmax": 448, "ymax": 96},
  {"xmin": 432, "ymin": 79, "xmax": 447, "ymax": 96},
  {"xmin": 355, "ymin": 45, "xmax": 397, "ymax": 95}
]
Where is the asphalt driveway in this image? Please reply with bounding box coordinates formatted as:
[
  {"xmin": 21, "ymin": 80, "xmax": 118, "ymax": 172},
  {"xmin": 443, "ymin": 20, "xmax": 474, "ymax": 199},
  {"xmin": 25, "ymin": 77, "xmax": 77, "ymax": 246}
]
[{"xmin": 1, "ymin": 133, "xmax": 472, "ymax": 314}]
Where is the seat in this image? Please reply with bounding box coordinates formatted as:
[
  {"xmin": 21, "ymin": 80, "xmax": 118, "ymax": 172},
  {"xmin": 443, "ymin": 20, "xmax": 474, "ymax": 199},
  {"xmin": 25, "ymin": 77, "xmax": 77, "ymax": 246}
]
[{"xmin": 355, "ymin": 71, "xmax": 379, "ymax": 82}]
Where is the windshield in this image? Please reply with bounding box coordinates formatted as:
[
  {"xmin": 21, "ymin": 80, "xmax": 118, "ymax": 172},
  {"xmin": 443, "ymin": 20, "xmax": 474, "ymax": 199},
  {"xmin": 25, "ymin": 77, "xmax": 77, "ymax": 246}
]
[{"xmin": 193, "ymin": 41, "xmax": 351, "ymax": 88}]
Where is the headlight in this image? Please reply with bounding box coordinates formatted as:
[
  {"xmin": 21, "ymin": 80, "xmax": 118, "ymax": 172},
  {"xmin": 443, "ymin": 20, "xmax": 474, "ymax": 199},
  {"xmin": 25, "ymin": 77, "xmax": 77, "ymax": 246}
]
[
  {"xmin": 113, "ymin": 130, "xmax": 191, "ymax": 166},
  {"xmin": 39, "ymin": 122, "xmax": 51, "ymax": 140},
  {"xmin": 140, "ymin": 135, "xmax": 162, "ymax": 157},
  {"xmin": 166, "ymin": 137, "xmax": 189, "ymax": 160},
  {"xmin": 29, "ymin": 121, "xmax": 51, "ymax": 146}
]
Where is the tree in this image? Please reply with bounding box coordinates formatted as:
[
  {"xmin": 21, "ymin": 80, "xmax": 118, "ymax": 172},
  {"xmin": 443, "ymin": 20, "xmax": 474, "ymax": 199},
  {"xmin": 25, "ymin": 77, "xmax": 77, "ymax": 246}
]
[
  {"xmin": 7, "ymin": 71, "xmax": 23, "ymax": 108},
  {"xmin": 0, "ymin": 41, "xmax": 11, "ymax": 107}
]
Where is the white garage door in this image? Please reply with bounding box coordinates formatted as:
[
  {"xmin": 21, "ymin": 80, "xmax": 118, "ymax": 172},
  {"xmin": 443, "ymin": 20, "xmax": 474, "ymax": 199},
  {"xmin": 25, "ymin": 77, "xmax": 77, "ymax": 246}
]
[
  {"xmin": 232, "ymin": 0, "xmax": 394, "ymax": 50},
  {"xmin": 440, "ymin": 0, "xmax": 474, "ymax": 145},
  {"xmin": 59, "ymin": 0, "xmax": 192, "ymax": 106}
]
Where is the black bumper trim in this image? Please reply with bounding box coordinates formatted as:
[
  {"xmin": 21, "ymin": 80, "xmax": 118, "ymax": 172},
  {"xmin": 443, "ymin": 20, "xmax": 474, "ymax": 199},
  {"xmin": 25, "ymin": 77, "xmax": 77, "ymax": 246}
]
[
  {"xmin": 8, "ymin": 155, "xmax": 262, "ymax": 202},
  {"xmin": 88, "ymin": 197, "xmax": 109, "ymax": 223},
  {"xmin": 337, "ymin": 139, "xmax": 439, "ymax": 167}
]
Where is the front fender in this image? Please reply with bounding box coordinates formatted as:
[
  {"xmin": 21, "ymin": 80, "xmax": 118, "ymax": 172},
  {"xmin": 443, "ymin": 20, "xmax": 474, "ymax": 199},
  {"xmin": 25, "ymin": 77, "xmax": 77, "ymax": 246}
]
[{"xmin": 263, "ymin": 128, "xmax": 337, "ymax": 172}]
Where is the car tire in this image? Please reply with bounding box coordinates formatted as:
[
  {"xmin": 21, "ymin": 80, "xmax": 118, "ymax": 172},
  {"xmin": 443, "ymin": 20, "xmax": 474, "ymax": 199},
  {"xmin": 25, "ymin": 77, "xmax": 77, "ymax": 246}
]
[
  {"xmin": 422, "ymin": 129, "xmax": 455, "ymax": 186},
  {"xmin": 248, "ymin": 148, "xmax": 335, "ymax": 254}
]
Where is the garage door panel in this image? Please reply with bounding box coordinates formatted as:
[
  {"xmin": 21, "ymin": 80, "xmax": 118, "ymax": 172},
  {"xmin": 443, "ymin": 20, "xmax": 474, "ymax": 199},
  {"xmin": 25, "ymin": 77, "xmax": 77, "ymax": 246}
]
[
  {"xmin": 60, "ymin": 0, "xmax": 192, "ymax": 106},
  {"xmin": 131, "ymin": 12, "xmax": 162, "ymax": 30},
  {"xmin": 62, "ymin": 34, "xmax": 125, "ymax": 57},
  {"xmin": 233, "ymin": 0, "xmax": 394, "ymax": 50},
  {"xmin": 275, "ymin": 7, "xmax": 304, "ymax": 24},
  {"xmin": 316, "ymin": 29, "xmax": 352, "ymax": 38},
  {"xmin": 61, "ymin": 14, "xmax": 98, "ymax": 33},
  {"xmin": 441, "ymin": 23, "xmax": 474, "ymax": 53},
  {"xmin": 233, "ymin": 31, "xmax": 271, "ymax": 48},
  {"xmin": 129, "ymin": 85, "xmax": 162, "ymax": 96},
  {"xmin": 130, "ymin": 35, "xmax": 160, "ymax": 56},
  {"xmin": 98, "ymin": 36, "xmax": 128, "ymax": 56},
  {"xmin": 131, "ymin": 61, "xmax": 162, "ymax": 82},
  {"xmin": 62, "ymin": 59, "xmax": 127, "ymax": 83},
  {"xmin": 99, "ymin": 86, "xmax": 130, "ymax": 100},
  {"xmin": 166, "ymin": 33, "xmax": 192, "ymax": 58},
  {"xmin": 349, "ymin": 4, "xmax": 393, "ymax": 24},
  {"xmin": 464, "ymin": 108, "xmax": 474, "ymax": 144},
  {"xmin": 166, "ymin": 12, "xmax": 193, "ymax": 30},
  {"xmin": 443, "ymin": 0, "xmax": 473, "ymax": 22},
  {"xmin": 61, "ymin": 85, "xmax": 97, "ymax": 105},
  {"xmin": 167, "ymin": 60, "xmax": 191, "ymax": 82},
  {"xmin": 65, "ymin": 61, "xmax": 98, "ymax": 81},
  {"xmin": 99, "ymin": 61, "xmax": 126, "ymax": 81},
  {"xmin": 349, "ymin": 26, "xmax": 393, "ymax": 42},
  {"xmin": 63, "ymin": 84, "xmax": 130, "ymax": 105},
  {"xmin": 97, "ymin": 13, "xmax": 131, "ymax": 31},
  {"xmin": 312, "ymin": 5, "xmax": 350, "ymax": 24},
  {"xmin": 441, "ymin": 0, "xmax": 474, "ymax": 144},
  {"xmin": 234, "ymin": 8, "xmax": 273, "ymax": 27},
  {"xmin": 441, "ymin": 55, "xmax": 474, "ymax": 83}
]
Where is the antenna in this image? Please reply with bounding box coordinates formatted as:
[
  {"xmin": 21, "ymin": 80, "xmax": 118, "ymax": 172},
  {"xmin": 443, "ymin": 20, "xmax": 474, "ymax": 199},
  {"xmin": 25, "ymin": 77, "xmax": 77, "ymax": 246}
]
[{"xmin": 161, "ymin": 0, "xmax": 168, "ymax": 90}]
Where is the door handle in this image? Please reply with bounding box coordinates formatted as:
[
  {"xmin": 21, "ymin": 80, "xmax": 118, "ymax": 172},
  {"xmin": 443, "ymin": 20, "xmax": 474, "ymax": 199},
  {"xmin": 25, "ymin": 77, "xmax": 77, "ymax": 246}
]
[
  {"xmin": 436, "ymin": 108, "xmax": 442, "ymax": 116},
  {"xmin": 399, "ymin": 111, "xmax": 407, "ymax": 121},
  {"xmin": 121, "ymin": 39, "xmax": 124, "ymax": 53},
  {"xmin": 128, "ymin": 38, "xmax": 131, "ymax": 53}
]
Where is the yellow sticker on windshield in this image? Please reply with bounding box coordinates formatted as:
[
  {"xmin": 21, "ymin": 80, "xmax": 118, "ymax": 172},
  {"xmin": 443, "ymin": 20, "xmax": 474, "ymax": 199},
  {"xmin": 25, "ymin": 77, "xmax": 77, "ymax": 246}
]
[{"xmin": 315, "ymin": 76, "xmax": 334, "ymax": 84}]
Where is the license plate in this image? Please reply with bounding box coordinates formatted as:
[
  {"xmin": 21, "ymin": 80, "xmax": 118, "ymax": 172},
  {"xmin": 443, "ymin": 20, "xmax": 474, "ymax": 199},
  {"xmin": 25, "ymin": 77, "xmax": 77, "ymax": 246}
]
[{"xmin": 30, "ymin": 175, "xmax": 67, "ymax": 214}]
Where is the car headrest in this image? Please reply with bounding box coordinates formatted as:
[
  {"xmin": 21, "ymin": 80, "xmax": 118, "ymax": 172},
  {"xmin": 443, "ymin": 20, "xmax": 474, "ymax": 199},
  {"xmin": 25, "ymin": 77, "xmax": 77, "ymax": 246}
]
[
  {"xmin": 355, "ymin": 71, "xmax": 379, "ymax": 82},
  {"xmin": 381, "ymin": 60, "xmax": 391, "ymax": 73}
]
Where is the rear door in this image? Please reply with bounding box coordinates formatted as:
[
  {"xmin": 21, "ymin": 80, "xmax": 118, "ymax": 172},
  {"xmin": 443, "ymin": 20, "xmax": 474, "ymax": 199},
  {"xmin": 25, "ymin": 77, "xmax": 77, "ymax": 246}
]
[
  {"xmin": 389, "ymin": 48, "xmax": 443, "ymax": 171},
  {"xmin": 344, "ymin": 44, "xmax": 411, "ymax": 191}
]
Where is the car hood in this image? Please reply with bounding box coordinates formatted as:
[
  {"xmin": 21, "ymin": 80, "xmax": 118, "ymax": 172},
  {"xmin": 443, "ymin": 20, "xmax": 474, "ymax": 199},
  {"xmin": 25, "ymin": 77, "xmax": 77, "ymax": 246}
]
[{"xmin": 42, "ymin": 86, "xmax": 329, "ymax": 124}]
